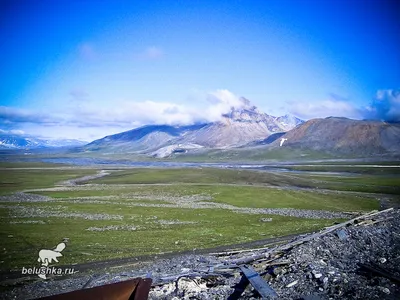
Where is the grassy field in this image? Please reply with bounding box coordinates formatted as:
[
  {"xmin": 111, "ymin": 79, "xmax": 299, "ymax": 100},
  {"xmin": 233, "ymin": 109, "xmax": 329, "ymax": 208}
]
[
  {"xmin": 0, "ymin": 165, "xmax": 97, "ymax": 195},
  {"xmin": 37, "ymin": 184, "xmax": 378, "ymax": 212},
  {"xmin": 0, "ymin": 162, "xmax": 395, "ymax": 273},
  {"xmin": 88, "ymin": 167, "xmax": 400, "ymax": 195},
  {"xmin": 0, "ymin": 205, "xmax": 337, "ymax": 271},
  {"xmin": 168, "ymin": 147, "xmax": 337, "ymax": 162}
]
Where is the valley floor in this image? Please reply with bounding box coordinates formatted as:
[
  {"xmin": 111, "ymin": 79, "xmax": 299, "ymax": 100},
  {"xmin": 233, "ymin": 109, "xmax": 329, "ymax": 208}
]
[{"xmin": 0, "ymin": 161, "xmax": 399, "ymax": 299}]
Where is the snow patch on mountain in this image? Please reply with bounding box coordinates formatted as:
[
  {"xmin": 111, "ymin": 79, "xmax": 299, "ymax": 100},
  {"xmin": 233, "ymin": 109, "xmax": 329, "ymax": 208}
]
[
  {"xmin": 0, "ymin": 133, "xmax": 87, "ymax": 149},
  {"xmin": 275, "ymin": 114, "xmax": 304, "ymax": 131},
  {"xmin": 150, "ymin": 143, "xmax": 204, "ymax": 158}
]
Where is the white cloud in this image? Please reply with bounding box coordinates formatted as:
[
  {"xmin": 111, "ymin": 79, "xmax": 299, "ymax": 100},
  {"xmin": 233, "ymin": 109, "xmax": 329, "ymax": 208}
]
[
  {"xmin": 4, "ymin": 88, "xmax": 398, "ymax": 141},
  {"xmin": 207, "ymin": 89, "xmax": 243, "ymax": 107},
  {"xmin": 205, "ymin": 89, "xmax": 247, "ymax": 121},
  {"xmin": 0, "ymin": 90, "xmax": 228, "ymax": 140},
  {"xmin": 62, "ymin": 89, "xmax": 245, "ymax": 128},
  {"xmin": 0, "ymin": 106, "xmax": 57, "ymax": 124},
  {"xmin": 0, "ymin": 89, "xmax": 247, "ymax": 140},
  {"xmin": 288, "ymin": 89, "xmax": 400, "ymax": 122},
  {"xmin": 10, "ymin": 129, "xmax": 25, "ymax": 135},
  {"xmin": 288, "ymin": 99, "xmax": 364, "ymax": 120},
  {"xmin": 365, "ymin": 89, "xmax": 400, "ymax": 122},
  {"xmin": 0, "ymin": 129, "xmax": 24, "ymax": 135}
]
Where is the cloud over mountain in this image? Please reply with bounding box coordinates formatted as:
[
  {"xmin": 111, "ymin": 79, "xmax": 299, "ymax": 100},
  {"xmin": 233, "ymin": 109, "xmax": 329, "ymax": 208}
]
[
  {"xmin": 1, "ymin": 88, "xmax": 398, "ymax": 140},
  {"xmin": 288, "ymin": 89, "xmax": 400, "ymax": 122},
  {"xmin": 0, "ymin": 90, "xmax": 249, "ymax": 140},
  {"xmin": 205, "ymin": 90, "xmax": 250, "ymax": 121},
  {"xmin": 0, "ymin": 107, "xmax": 56, "ymax": 125},
  {"xmin": 288, "ymin": 99, "xmax": 363, "ymax": 120},
  {"xmin": 365, "ymin": 89, "xmax": 400, "ymax": 122}
]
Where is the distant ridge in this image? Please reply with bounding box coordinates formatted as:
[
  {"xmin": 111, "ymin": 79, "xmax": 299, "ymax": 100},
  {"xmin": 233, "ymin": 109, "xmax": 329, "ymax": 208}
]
[
  {"xmin": 271, "ymin": 117, "xmax": 400, "ymax": 155},
  {"xmin": 0, "ymin": 133, "xmax": 86, "ymax": 149}
]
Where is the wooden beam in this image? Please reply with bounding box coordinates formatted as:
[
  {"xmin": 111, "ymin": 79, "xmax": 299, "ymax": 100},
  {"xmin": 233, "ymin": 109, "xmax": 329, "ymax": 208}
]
[{"xmin": 239, "ymin": 265, "xmax": 277, "ymax": 298}]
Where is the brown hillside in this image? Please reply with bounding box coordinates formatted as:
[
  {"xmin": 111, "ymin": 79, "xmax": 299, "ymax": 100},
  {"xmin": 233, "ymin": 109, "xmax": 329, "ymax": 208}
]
[{"xmin": 272, "ymin": 117, "xmax": 400, "ymax": 155}]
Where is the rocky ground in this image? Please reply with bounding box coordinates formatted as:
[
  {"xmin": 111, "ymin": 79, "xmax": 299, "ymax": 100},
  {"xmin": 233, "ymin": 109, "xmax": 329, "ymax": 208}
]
[
  {"xmin": 1, "ymin": 208, "xmax": 399, "ymax": 300},
  {"xmin": 0, "ymin": 191, "xmax": 352, "ymax": 220},
  {"xmin": 149, "ymin": 208, "xmax": 400, "ymax": 300}
]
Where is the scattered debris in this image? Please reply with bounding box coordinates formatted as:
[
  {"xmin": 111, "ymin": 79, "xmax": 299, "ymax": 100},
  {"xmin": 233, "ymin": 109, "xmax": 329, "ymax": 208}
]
[
  {"xmin": 260, "ymin": 218, "xmax": 273, "ymax": 222},
  {"xmin": 146, "ymin": 208, "xmax": 400, "ymax": 299},
  {"xmin": 237, "ymin": 265, "xmax": 277, "ymax": 298},
  {"xmin": 335, "ymin": 228, "xmax": 348, "ymax": 241},
  {"xmin": 379, "ymin": 257, "xmax": 387, "ymax": 264},
  {"xmin": 285, "ymin": 280, "xmax": 298, "ymax": 288}
]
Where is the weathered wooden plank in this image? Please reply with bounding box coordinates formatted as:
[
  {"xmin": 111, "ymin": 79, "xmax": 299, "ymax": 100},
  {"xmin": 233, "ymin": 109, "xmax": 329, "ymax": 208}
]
[
  {"xmin": 239, "ymin": 265, "xmax": 277, "ymax": 298},
  {"xmin": 359, "ymin": 263, "xmax": 400, "ymax": 284}
]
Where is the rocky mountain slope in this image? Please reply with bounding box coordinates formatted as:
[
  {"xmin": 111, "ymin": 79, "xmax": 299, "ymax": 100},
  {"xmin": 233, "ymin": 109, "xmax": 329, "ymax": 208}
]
[
  {"xmin": 272, "ymin": 117, "xmax": 400, "ymax": 156},
  {"xmin": 85, "ymin": 124, "xmax": 207, "ymax": 153}
]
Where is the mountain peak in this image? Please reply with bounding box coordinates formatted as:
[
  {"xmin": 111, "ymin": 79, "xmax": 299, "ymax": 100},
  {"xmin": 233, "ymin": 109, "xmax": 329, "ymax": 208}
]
[
  {"xmin": 223, "ymin": 97, "xmax": 262, "ymax": 119},
  {"xmin": 238, "ymin": 97, "xmax": 251, "ymax": 107},
  {"xmin": 237, "ymin": 97, "xmax": 259, "ymax": 111}
]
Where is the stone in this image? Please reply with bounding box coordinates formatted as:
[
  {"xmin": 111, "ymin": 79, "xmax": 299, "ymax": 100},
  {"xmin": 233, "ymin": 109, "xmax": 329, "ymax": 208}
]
[
  {"xmin": 286, "ymin": 280, "xmax": 298, "ymax": 288},
  {"xmin": 319, "ymin": 259, "xmax": 327, "ymax": 266},
  {"xmin": 181, "ymin": 268, "xmax": 190, "ymax": 273},
  {"xmin": 380, "ymin": 287, "xmax": 390, "ymax": 294},
  {"xmin": 312, "ymin": 270, "xmax": 323, "ymax": 279}
]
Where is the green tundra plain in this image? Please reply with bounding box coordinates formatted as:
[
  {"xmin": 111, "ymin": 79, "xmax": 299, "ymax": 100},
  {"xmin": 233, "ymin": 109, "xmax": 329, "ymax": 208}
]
[{"xmin": 0, "ymin": 161, "xmax": 399, "ymax": 273}]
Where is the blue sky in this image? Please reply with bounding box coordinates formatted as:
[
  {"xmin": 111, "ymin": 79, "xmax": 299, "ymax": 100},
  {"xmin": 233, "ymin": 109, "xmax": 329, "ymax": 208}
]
[{"xmin": 0, "ymin": 0, "xmax": 399, "ymax": 140}]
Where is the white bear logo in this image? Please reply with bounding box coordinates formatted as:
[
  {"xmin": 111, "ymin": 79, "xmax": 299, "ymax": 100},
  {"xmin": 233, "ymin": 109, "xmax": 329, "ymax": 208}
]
[{"xmin": 37, "ymin": 242, "xmax": 66, "ymax": 279}]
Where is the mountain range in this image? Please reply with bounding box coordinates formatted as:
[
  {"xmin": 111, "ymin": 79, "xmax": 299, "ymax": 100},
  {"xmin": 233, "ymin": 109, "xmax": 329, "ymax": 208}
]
[
  {"xmin": 84, "ymin": 98, "xmax": 304, "ymax": 157},
  {"xmin": 2, "ymin": 97, "xmax": 399, "ymax": 159},
  {"xmin": 0, "ymin": 133, "xmax": 87, "ymax": 149},
  {"xmin": 83, "ymin": 97, "xmax": 400, "ymax": 158}
]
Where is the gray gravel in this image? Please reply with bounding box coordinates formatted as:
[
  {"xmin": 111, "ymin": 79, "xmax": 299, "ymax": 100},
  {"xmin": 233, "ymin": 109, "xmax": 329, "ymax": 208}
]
[
  {"xmin": 58, "ymin": 170, "xmax": 110, "ymax": 186},
  {"xmin": 0, "ymin": 192, "xmax": 51, "ymax": 203},
  {"xmin": 0, "ymin": 189, "xmax": 351, "ymax": 220},
  {"xmin": 86, "ymin": 225, "xmax": 138, "ymax": 231},
  {"xmin": 3, "ymin": 204, "xmax": 123, "ymax": 220}
]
